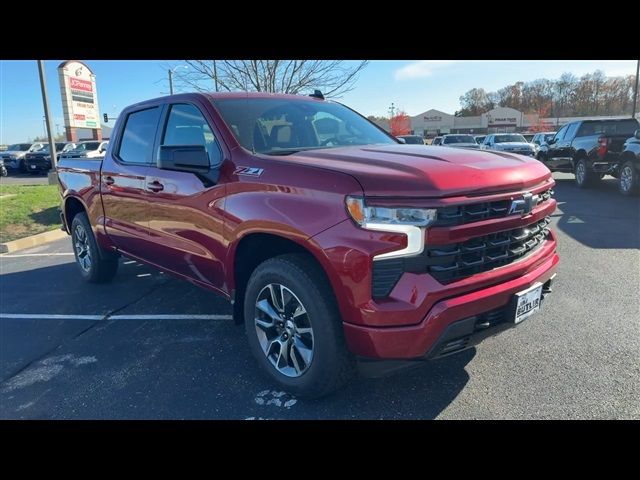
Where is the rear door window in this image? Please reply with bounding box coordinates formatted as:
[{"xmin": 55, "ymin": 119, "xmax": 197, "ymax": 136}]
[{"xmin": 117, "ymin": 107, "xmax": 161, "ymax": 164}]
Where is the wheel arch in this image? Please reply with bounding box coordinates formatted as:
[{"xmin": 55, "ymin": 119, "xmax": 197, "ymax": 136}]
[
  {"xmin": 229, "ymin": 232, "xmax": 337, "ymax": 325},
  {"xmin": 63, "ymin": 195, "xmax": 88, "ymax": 233}
]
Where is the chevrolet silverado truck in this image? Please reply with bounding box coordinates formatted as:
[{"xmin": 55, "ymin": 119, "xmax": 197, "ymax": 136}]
[
  {"xmin": 57, "ymin": 92, "xmax": 559, "ymax": 398},
  {"xmin": 25, "ymin": 142, "xmax": 77, "ymax": 174},
  {"xmin": 537, "ymin": 118, "xmax": 640, "ymax": 188}
]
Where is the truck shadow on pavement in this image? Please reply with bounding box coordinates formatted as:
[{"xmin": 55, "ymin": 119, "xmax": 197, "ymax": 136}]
[
  {"xmin": 552, "ymin": 177, "xmax": 640, "ymax": 249},
  {"xmin": 1, "ymin": 259, "xmax": 472, "ymax": 419}
]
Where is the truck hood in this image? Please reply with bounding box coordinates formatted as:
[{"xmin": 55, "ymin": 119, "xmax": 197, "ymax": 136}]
[
  {"xmin": 1, "ymin": 150, "xmax": 27, "ymax": 157},
  {"xmin": 493, "ymin": 142, "xmax": 533, "ymax": 150},
  {"xmin": 289, "ymin": 144, "xmax": 552, "ymax": 197},
  {"xmin": 443, "ymin": 143, "xmax": 480, "ymax": 149}
]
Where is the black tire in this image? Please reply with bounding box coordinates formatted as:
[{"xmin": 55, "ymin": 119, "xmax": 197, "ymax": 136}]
[
  {"xmin": 244, "ymin": 253, "xmax": 356, "ymax": 398},
  {"xmin": 70, "ymin": 212, "xmax": 119, "ymax": 283},
  {"xmin": 618, "ymin": 160, "xmax": 639, "ymax": 196},
  {"xmin": 574, "ymin": 158, "xmax": 600, "ymax": 188}
]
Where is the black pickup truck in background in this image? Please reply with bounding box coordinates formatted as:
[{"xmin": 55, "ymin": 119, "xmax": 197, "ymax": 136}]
[
  {"xmin": 617, "ymin": 129, "xmax": 640, "ymax": 196},
  {"xmin": 537, "ymin": 118, "xmax": 640, "ymax": 188}
]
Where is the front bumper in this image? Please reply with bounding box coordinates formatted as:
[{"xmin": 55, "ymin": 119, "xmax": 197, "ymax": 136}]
[
  {"xmin": 2, "ymin": 158, "xmax": 20, "ymax": 168},
  {"xmin": 343, "ymin": 249, "xmax": 559, "ymax": 359},
  {"xmin": 25, "ymin": 160, "xmax": 51, "ymax": 171}
]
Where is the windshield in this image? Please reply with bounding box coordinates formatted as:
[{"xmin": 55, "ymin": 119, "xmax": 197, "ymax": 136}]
[
  {"xmin": 400, "ymin": 136, "xmax": 423, "ymax": 144},
  {"xmin": 494, "ymin": 134, "xmax": 527, "ymax": 143},
  {"xmin": 443, "ymin": 135, "xmax": 476, "ymax": 144},
  {"xmin": 70, "ymin": 142, "xmax": 101, "ymax": 152},
  {"xmin": 8, "ymin": 143, "xmax": 31, "ymax": 151},
  {"xmin": 211, "ymin": 98, "xmax": 396, "ymax": 155}
]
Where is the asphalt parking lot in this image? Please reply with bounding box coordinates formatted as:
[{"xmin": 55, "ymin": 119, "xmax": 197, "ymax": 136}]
[{"xmin": 1, "ymin": 172, "xmax": 638, "ymax": 419}]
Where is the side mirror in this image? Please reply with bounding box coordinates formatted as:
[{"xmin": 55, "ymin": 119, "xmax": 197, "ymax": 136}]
[
  {"xmin": 548, "ymin": 137, "xmax": 557, "ymax": 145},
  {"xmin": 635, "ymin": 129, "xmax": 640, "ymax": 140},
  {"xmin": 158, "ymin": 145, "xmax": 210, "ymax": 173},
  {"xmin": 396, "ymin": 137, "xmax": 406, "ymax": 144}
]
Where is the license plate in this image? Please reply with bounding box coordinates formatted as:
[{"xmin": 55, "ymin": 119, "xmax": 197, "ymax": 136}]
[{"xmin": 513, "ymin": 283, "xmax": 543, "ymax": 324}]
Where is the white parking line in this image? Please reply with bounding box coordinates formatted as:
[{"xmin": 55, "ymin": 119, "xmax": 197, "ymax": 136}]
[
  {"xmin": 0, "ymin": 314, "xmax": 233, "ymax": 321},
  {"xmin": 1, "ymin": 253, "xmax": 75, "ymax": 257},
  {"xmin": 0, "ymin": 314, "xmax": 103, "ymax": 320}
]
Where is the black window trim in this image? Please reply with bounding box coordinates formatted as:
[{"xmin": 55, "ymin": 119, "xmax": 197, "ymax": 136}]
[
  {"xmin": 113, "ymin": 105, "xmax": 163, "ymax": 166},
  {"xmin": 158, "ymin": 101, "xmax": 224, "ymax": 168}
]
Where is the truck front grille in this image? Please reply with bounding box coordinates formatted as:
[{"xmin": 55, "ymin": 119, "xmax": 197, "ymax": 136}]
[
  {"xmin": 434, "ymin": 188, "xmax": 553, "ymax": 227},
  {"xmin": 371, "ymin": 216, "xmax": 551, "ymax": 297}
]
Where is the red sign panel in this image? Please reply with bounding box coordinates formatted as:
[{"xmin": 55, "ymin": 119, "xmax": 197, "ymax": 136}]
[
  {"xmin": 70, "ymin": 77, "xmax": 92, "ymax": 92},
  {"xmin": 74, "ymin": 114, "xmax": 86, "ymax": 121}
]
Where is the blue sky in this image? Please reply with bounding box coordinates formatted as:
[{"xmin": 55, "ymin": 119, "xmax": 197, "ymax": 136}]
[{"xmin": 1, "ymin": 60, "xmax": 636, "ymax": 144}]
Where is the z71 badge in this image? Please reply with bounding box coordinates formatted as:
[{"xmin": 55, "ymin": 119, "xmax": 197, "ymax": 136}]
[{"xmin": 234, "ymin": 166, "xmax": 264, "ymax": 176}]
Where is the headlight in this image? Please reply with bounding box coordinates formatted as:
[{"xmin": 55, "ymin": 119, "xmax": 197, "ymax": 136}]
[{"xmin": 345, "ymin": 196, "xmax": 437, "ymax": 260}]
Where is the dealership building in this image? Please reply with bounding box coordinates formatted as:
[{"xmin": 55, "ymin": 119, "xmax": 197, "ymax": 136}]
[{"xmin": 403, "ymin": 106, "xmax": 637, "ymax": 138}]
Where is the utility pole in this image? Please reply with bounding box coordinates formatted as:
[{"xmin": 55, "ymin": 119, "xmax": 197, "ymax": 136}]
[
  {"xmin": 37, "ymin": 60, "xmax": 58, "ymax": 180},
  {"xmin": 632, "ymin": 59, "xmax": 639, "ymax": 119},
  {"xmin": 168, "ymin": 68, "xmax": 174, "ymax": 95},
  {"xmin": 213, "ymin": 60, "xmax": 219, "ymax": 92}
]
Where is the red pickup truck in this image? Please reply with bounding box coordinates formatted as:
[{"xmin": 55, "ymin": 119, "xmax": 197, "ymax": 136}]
[{"xmin": 57, "ymin": 92, "xmax": 559, "ymax": 398}]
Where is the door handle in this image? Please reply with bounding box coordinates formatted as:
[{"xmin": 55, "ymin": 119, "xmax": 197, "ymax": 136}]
[
  {"xmin": 146, "ymin": 181, "xmax": 164, "ymax": 192},
  {"xmin": 104, "ymin": 176, "xmax": 115, "ymax": 186}
]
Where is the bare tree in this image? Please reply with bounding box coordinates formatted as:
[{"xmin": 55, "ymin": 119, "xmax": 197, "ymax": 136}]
[
  {"xmin": 171, "ymin": 60, "xmax": 368, "ymax": 98},
  {"xmin": 455, "ymin": 70, "xmax": 637, "ymax": 118}
]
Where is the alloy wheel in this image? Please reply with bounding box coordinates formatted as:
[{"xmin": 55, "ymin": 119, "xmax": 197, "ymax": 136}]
[
  {"xmin": 620, "ymin": 165, "xmax": 633, "ymax": 193},
  {"xmin": 74, "ymin": 224, "xmax": 92, "ymax": 272},
  {"xmin": 254, "ymin": 283, "xmax": 314, "ymax": 378},
  {"xmin": 576, "ymin": 162, "xmax": 586, "ymax": 184}
]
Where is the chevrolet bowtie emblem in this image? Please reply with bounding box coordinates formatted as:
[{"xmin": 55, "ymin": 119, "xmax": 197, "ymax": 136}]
[{"xmin": 509, "ymin": 192, "xmax": 539, "ymax": 216}]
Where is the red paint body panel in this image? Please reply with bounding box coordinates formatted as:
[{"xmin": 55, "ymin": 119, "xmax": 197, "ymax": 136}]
[{"xmin": 57, "ymin": 92, "xmax": 560, "ymax": 362}]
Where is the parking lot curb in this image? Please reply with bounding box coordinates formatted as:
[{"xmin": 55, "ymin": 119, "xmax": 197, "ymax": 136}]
[{"xmin": 0, "ymin": 228, "xmax": 67, "ymax": 254}]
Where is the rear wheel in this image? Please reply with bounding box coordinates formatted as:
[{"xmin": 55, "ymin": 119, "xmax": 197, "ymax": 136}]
[
  {"xmin": 575, "ymin": 158, "xmax": 600, "ymax": 188},
  {"xmin": 244, "ymin": 253, "xmax": 356, "ymax": 398},
  {"xmin": 71, "ymin": 212, "xmax": 119, "ymax": 283},
  {"xmin": 618, "ymin": 161, "xmax": 639, "ymax": 196}
]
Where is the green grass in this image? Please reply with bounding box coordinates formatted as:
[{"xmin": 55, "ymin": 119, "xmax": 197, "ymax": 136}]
[{"xmin": 0, "ymin": 184, "xmax": 61, "ymax": 243}]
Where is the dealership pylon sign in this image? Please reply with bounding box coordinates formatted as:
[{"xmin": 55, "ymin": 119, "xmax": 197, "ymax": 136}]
[{"xmin": 57, "ymin": 61, "xmax": 102, "ymax": 142}]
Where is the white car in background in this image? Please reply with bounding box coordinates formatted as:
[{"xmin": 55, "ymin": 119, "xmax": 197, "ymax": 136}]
[{"xmin": 59, "ymin": 140, "xmax": 109, "ymax": 159}]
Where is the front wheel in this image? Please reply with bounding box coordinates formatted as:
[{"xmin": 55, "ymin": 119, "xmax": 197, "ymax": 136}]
[
  {"xmin": 71, "ymin": 212, "xmax": 119, "ymax": 283},
  {"xmin": 244, "ymin": 253, "xmax": 356, "ymax": 398},
  {"xmin": 618, "ymin": 161, "xmax": 639, "ymax": 196}
]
